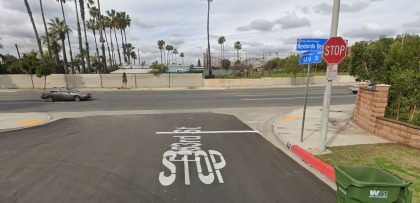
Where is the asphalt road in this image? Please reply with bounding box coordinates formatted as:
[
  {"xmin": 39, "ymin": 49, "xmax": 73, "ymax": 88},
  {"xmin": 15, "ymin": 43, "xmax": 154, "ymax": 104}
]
[
  {"xmin": 0, "ymin": 113, "xmax": 336, "ymax": 203},
  {"xmin": 0, "ymin": 86, "xmax": 355, "ymax": 112}
]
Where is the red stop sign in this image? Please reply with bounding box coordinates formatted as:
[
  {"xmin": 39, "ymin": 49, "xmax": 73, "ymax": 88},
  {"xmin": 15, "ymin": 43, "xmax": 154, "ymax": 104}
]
[{"xmin": 322, "ymin": 37, "xmax": 347, "ymax": 64}]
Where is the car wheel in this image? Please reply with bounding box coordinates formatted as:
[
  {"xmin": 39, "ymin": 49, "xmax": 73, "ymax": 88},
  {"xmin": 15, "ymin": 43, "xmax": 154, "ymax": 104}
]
[
  {"xmin": 44, "ymin": 96, "xmax": 54, "ymax": 102},
  {"xmin": 352, "ymin": 91, "xmax": 358, "ymax": 94},
  {"xmin": 74, "ymin": 96, "xmax": 81, "ymax": 102}
]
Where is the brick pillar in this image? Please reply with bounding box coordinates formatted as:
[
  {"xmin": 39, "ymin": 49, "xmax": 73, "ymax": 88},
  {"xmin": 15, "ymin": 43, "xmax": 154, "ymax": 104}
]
[{"xmin": 353, "ymin": 83, "xmax": 390, "ymax": 133}]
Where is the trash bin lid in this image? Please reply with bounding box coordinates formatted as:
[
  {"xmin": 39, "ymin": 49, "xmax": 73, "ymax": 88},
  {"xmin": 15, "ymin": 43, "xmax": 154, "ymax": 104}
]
[{"xmin": 335, "ymin": 166, "xmax": 411, "ymax": 188}]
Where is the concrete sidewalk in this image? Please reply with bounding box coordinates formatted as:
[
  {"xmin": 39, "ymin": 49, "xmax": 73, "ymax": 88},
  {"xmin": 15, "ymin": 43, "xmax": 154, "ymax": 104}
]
[
  {"xmin": 273, "ymin": 104, "xmax": 390, "ymax": 155},
  {"xmin": 0, "ymin": 113, "xmax": 52, "ymax": 132}
]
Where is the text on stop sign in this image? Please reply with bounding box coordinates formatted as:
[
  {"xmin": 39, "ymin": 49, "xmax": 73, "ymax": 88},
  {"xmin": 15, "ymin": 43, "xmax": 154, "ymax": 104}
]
[{"xmin": 323, "ymin": 45, "xmax": 346, "ymax": 56}]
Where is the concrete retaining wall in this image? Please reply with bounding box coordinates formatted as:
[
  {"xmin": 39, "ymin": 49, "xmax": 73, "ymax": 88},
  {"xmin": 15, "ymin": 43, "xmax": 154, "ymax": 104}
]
[
  {"xmin": 170, "ymin": 74, "xmax": 203, "ymax": 88},
  {"xmin": 136, "ymin": 74, "xmax": 170, "ymax": 88},
  {"xmin": 0, "ymin": 74, "xmax": 355, "ymax": 89}
]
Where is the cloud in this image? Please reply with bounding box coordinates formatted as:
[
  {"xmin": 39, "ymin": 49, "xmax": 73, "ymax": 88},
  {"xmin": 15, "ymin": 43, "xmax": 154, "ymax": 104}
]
[
  {"xmin": 403, "ymin": 13, "xmax": 420, "ymax": 33},
  {"xmin": 343, "ymin": 23, "xmax": 397, "ymax": 39},
  {"xmin": 237, "ymin": 14, "xmax": 310, "ymax": 32},
  {"xmin": 237, "ymin": 19, "xmax": 274, "ymax": 32},
  {"xmin": 168, "ymin": 34, "xmax": 185, "ymax": 46},
  {"xmin": 313, "ymin": 1, "xmax": 375, "ymax": 14},
  {"xmin": 274, "ymin": 13, "xmax": 311, "ymax": 29}
]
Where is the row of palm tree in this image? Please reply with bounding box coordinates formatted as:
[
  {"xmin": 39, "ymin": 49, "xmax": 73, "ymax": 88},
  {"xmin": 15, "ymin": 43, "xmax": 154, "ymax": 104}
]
[
  {"xmin": 23, "ymin": 0, "xmax": 135, "ymax": 74},
  {"xmin": 217, "ymin": 36, "xmax": 242, "ymax": 63},
  {"xmin": 157, "ymin": 40, "xmax": 185, "ymax": 65}
]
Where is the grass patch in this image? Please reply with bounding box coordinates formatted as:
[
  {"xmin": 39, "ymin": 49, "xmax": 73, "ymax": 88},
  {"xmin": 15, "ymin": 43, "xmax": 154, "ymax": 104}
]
[{"xmin": 317, "ymin": 143, "xmax": 420, "ymax": 203}]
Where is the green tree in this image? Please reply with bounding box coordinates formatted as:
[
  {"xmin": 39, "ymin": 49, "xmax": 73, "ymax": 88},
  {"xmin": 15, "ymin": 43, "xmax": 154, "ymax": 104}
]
[
  {"xmin": 42, "ymin": 32, "xmax": 61, "ymax": 72},
  {"xmin": 88, "ymin": 0, "xmax": 107, "ymax": 71},
  {"xmin": 24, "ymin": 0, "xmax": 43, "ymax": 55},
  {"xmin": 19, "ymin": 51, "xmax": 40, "ymax": 88},
  {"xmin": 149, "ymin": 61, "xmax": 168, "ymax": 74},
  {"xmin": 87, "ymin": 18, "xmax": 100, "ymax": 57},
  {"xmin": 49, "ymin": 17, "xmax": 72, "ymax": 74},
  {"xmin": 122, "ymin": 72, "xmax": 127, "ymax": 85},
  {"xmin": 158, "ymin": 40, "xmax": 165, "ymax": 64},
  {"xmin": 36, "ymin": 55, "xmax": 55, "ymax": 90},
  {"xmin": 221, "ymin": 59, "xmax": 231, "ymax": 70}
]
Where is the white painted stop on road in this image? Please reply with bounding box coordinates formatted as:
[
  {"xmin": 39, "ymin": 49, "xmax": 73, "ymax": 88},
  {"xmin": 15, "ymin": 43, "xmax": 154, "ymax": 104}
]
[{"xmin": 322, "ymin": 37, "xmax": 347, "ymax": 64}]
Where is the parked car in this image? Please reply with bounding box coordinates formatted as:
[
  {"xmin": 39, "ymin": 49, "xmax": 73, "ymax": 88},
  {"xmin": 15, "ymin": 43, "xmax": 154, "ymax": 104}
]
[
  {"xmin": 41, "ymin": 87, "xmax": 92, "ymax": 102},
  {"xmin": 349, "ymin": 84, "xmax": 359, "ymax": 94}
]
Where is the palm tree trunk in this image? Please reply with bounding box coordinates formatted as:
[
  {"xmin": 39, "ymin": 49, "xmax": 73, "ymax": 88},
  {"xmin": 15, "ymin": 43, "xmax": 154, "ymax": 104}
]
[
  {"xmin": 39, "ymin": 0, "xmax": 52, "ymax": 59},
  {"xmin": 61, "ymin": 38, "xmax": 68, "ymax": 74},
  {"xmin": 113, "ymin": 27, "xmax": 122, "ymax": 65},
  {"xmin": 24, "ymin": 0, "xmax": 43, "ymax": 56},
  {"xmin": 60, "ymin": 1, "xmax": 74, "ymax": 73},
  {"xmin": 96, "ymin": 0, "xmax": 107, "ymax": 72},
  {"xmin": 103, "ymin": 27, "xmax": 113, "ymax": 68},
  {"xmin": 80, "ymin": 0, "xmax": 91, "ymax": 72},
  {"xmin": 109, "ymin": 28, "xmax": 116, "ymax": 66},
  {"xmin": 160, "ymin": 49, "xmax": 163, "ymax": 64},
  {"xmin": 207, "ymin": 0, "xmax": 212, "ymax": 77},
  {"xmin": 74, "ymin": 0, "xmax": 86, "ymax": 73},
  {"xmin": 120, "ymin": 29, "xmax": 127, "ymax": 63},
  {"xmin": 92, "ymin": 28, "xmax": 99, "ymax": 57}
]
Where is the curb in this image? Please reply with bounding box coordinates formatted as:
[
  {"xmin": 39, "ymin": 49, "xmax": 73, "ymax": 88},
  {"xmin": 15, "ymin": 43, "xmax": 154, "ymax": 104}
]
[
  {"xmin": 0, "ymin": 114, "xmax": 53, "ymax": 133},
  {"xmin": 289, "ymin": 145, "xmax": 336, "ymax": 182},
  {"xmin": 272, "ymin": 118, "xmax": 336, "ymax": 183}
]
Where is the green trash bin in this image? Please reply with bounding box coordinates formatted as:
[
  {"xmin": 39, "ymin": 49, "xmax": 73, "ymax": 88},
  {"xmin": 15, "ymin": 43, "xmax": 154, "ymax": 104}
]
[{"xmin": 335, "ymin": 166, "xmax": 412, "ymax": 203}]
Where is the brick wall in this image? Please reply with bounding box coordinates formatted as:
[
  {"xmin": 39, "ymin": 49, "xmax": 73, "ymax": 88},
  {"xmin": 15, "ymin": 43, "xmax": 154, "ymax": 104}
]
[{"xmin": 353, "ymin": 83, "xmax": 420, "ymax": 149}]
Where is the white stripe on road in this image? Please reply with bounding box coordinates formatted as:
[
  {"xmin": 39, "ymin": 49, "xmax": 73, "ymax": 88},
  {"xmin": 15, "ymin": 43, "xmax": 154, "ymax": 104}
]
[
  {"xmin": 156, "ymin": 130, "xmax": 260, "ymax": 135},
  {"xmin": 0, "ymin": 102, "xmax": 66, "ymax": 105},
  {"xmin": 241, "ymin": 95, "xmax": 355, "ymax": 101}
]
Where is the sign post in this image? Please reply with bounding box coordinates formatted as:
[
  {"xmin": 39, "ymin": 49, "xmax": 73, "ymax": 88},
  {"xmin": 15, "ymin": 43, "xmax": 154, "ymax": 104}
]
[
  {"xmin": 319, "ymin": 0, "xmax": 347, "ymax": 152},
  {"xmin": 296, "ymin": 40, "xmax": 326, "ymax": 143}
]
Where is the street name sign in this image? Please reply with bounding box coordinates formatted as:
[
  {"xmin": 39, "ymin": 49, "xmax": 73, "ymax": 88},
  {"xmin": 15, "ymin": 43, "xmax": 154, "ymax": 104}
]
[
  {"xmin": 299, "ymin": 51, "xmax": 323, "ymax": 65},
  {"xmin": 296, "ymin": 38, "xmax": 328, "ymax": 51}
]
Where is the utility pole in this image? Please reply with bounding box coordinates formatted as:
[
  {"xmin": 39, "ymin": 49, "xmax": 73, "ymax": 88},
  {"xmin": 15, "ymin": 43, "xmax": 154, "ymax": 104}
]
[{"xmin": 320, "ymin": 0, "xmax": 340, "ymax": 152}]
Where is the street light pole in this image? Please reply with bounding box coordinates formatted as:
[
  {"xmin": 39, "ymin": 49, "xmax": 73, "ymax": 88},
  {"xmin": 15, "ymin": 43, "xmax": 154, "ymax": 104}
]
[{"xmin": 319, "ymin": 0, "xmax": 340, "ymax": 152}]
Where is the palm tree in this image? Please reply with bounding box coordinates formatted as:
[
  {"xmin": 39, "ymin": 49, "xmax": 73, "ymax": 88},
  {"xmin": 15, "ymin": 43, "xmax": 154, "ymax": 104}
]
[
  {"xmin": 42, "ymin": 33, "xmax": 61, "ymax": 71},
  {"xmin": 73, "ymin": 0, "xmax": 85, "ymax": 73},
  {"xmin": 87, "ymin": 18, "xmax": 99, "ymax": 57},
  {"xmin": 49, "ymin": 17, "xmax": 71, "ymax": 74},
  {"xmin": 165, "ymin": 44, "xmax": 171, "ymax": 65},
  {"xmin": 103, "ymin": 15, "xmax": 116, "ymax": 66},
  {"xmin": 206, "ymin": 0, "xmax": 213, "ymax": 77},
  {"xmin": 117, "ymin": 12, "xmax": 128, "ymax": 63},
  {"xmin": 123, "ymin": 43, "xmax": 134, "ymax": 64},
  {"xmin": 122, "ymin": 13, "xmax": 131, "ymax": 60},
  {"xmin": 88, "ymin": 0, "xmax": 106, "ymax": 72},
  {"xmin": 218, "ymin": 36, "xmax": 225, "ymax": 60},
  {"xmin": 80, "ymin": 0, "xmax": 91, "ymax": 72},
  {"xmin": 157, "ymin": 40, "xmax": 165, "ymax": 64},
  {"xmin": 106, "ymin": 9, "xmax": 122, "ymax": 65},
  {"xmin": 39, "ymin": 0, "xmax": 52, "ymax": 59},
  {"xmin": 234, "ymin": 41, "xmax": 242, "ymax": 63},
  {"xmin": 180, "ymin": 52, "xmax": 184, "ymax": 64},
  {"xmin": 56, "ymin": 0, "xmax": 75, "ymax": 73},
  {"xmin": 24, "ymin": 0, "xmax": 43, "ymax": 55},
  {"xmin": 173, "ymin": 49, "xmax": 178, "ymax": 64}
]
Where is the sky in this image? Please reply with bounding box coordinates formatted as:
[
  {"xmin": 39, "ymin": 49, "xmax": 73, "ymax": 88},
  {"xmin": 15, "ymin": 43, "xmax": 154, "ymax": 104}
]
[{"xmin": 0, "ymin": 0, "xmax": 419, "ymax": 65}]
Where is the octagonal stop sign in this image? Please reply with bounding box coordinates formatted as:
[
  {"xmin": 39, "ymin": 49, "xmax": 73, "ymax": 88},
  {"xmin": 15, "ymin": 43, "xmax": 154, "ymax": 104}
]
[{"xmin": 322, "ymin": 37, "xmax": 347, "ymax": 64}]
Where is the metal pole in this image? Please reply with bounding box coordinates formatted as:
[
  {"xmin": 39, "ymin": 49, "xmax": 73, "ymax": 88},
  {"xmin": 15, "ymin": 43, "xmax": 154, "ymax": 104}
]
[
  {"xmin": 320, "ymin": 0, "xmax": 340, "ymax": 152},
  {"xmin": 300, "ymin": 63, "xmax": 311, "ymax": 142}
]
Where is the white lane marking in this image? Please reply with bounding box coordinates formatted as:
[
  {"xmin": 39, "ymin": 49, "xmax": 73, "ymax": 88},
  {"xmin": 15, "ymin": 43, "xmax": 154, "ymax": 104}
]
[
  {"xmin": 241, "ymin": 95, "xmax": 355, "ymax": 101},
  {"xmin": 156, "ymin": 130, "xmax": 260, "ymax": 135}
]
